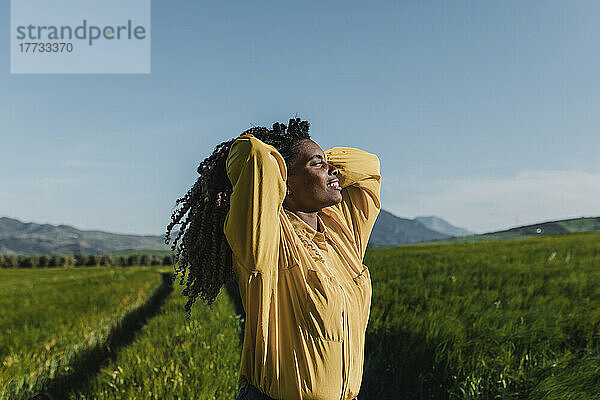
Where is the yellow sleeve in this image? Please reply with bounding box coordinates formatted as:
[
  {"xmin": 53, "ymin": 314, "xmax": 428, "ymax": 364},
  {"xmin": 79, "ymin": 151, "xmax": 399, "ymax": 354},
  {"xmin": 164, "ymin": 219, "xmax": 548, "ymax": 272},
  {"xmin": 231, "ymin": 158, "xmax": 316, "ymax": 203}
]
[
  {"xmin": 324, "ymin": 147, "xmax": 381, "ymax": 259},
  {"xmin": 223, "ymin": 134, "xmax": 287, "ymax": 274}
]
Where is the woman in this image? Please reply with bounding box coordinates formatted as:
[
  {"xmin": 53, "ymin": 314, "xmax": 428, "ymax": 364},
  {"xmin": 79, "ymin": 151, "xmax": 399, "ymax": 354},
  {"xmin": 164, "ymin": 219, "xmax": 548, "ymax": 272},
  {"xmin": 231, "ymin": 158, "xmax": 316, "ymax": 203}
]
[{"xmin": 166, "ymin": 118, "xmax": 381, "ymax": 400}]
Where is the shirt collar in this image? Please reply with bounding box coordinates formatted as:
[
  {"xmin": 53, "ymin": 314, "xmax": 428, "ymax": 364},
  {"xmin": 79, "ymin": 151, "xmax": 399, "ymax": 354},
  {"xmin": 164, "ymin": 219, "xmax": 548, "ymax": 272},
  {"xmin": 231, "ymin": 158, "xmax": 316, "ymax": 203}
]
[{"xmin": 284, "ymin": 209, "xmax": 328, "ymax": 242}]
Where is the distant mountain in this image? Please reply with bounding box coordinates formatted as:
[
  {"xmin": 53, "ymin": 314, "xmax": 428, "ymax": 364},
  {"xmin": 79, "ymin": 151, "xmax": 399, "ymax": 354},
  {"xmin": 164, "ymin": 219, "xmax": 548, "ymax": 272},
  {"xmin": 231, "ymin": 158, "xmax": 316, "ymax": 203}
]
[
  {"xmin": 415, "ymin": 216, "xmax": 473, "ymax": 237},
  {"xmin": 1, "ymin": 210, "xmax": 473, "ymax": 255},
  {"xmin": 0, "ymin": 217, "xmax": 169, "ymax": 255},
  {"xmin": 437, "ymin": 216, "xmax": 600, "ymax": 244},
  {"xmin": 369, "ymin": 210, "xmax": 450, "ymax": 246}
]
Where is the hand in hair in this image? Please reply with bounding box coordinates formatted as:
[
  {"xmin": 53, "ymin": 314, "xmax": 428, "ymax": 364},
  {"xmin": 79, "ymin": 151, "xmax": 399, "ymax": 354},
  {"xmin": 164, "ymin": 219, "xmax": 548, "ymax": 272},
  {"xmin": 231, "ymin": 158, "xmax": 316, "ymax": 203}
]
[{"xmin": 165, "ymin": 118, "xmax": 311, "ymax": 319}]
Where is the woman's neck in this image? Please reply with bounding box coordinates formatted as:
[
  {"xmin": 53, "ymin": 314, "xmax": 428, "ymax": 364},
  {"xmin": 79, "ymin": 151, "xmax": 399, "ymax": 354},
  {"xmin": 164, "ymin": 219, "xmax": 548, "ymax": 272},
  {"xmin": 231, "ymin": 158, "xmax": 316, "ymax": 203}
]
[{"xmin": 290, "ymin": 210, "xmax": 321, "ymax": 232}]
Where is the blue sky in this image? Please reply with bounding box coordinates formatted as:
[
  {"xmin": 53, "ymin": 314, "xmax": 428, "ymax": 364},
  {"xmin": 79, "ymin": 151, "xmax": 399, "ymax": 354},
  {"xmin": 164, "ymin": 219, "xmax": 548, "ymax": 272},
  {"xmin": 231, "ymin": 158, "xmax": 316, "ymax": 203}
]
[{"xmin": 1, "ymin": 1, "xmax": 599, "ymax": 235}]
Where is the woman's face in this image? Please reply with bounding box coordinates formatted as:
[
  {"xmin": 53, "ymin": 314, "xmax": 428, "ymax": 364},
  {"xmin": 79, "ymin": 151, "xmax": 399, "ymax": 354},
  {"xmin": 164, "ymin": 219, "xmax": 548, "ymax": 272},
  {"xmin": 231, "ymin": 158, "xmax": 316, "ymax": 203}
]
[{"xmin": 283, "ymin": 139, "xmax": 343, "ymax": 212}]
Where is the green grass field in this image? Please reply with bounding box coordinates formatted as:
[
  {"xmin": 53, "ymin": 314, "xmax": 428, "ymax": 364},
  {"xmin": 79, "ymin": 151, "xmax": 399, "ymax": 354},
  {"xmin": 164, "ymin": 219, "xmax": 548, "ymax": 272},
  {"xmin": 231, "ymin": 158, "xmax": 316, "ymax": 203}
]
[
  {"xmin": 68, "ymin": 272, "xmax": 243, "ymax": 400},
  {"xmin": 0, "ymin": 266, "xmax": 164, "ymax": 400},
  {"xmin": 363, "ymin": 232, "xmax": 600, "ymax": 399},
  {"xmin": 2, "ymin": 232, "xmax": 599, "ymax": 399}
]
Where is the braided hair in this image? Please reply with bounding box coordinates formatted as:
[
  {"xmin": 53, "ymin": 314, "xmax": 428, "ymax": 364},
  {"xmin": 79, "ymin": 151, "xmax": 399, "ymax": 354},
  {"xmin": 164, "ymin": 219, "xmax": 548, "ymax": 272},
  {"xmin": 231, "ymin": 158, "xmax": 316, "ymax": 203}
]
[{"xmin": 166, "ymin": 118, "xmax": 311, "ymax": 319}]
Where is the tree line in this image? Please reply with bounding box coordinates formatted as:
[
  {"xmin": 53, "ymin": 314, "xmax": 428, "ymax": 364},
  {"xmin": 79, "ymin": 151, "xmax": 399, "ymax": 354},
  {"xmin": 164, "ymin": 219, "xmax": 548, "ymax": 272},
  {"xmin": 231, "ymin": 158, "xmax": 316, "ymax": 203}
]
[{"xmin": 0, "ymin": 253, "xmax": 173, "ymax": 268}]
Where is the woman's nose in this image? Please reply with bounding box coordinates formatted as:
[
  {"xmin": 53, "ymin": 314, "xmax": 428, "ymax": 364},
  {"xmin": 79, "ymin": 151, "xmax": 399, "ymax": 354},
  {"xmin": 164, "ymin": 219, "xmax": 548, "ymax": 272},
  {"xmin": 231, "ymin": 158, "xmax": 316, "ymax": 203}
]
[{"xmin": 328, "ymin": 163, "xmax": 338, "ymax": 175}]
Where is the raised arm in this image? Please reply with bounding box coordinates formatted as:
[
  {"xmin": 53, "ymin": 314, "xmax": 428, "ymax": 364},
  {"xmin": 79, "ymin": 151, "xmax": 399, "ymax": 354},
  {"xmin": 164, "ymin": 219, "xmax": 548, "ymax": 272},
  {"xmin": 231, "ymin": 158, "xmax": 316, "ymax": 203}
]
[
  {"xmin": 223, "ymin": 134, "xmax": 287, "ymax": 273},
  {"xmin": 323, "ymin": 147, "xmax": 381, "ymax": 260}
]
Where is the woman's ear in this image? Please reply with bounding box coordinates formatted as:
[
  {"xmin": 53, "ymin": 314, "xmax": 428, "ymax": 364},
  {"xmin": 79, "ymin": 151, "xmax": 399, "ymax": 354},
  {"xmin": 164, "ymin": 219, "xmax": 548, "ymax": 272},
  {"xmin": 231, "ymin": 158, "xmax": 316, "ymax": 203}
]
[{"xmin": 286, "ymin": 186, "xmax": 293, "ymax": 196}]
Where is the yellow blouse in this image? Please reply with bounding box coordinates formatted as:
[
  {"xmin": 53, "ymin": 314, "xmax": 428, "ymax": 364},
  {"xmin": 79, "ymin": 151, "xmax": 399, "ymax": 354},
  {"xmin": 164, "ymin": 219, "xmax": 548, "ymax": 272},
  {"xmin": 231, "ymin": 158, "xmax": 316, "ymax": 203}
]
[{"xmin": 224, "ymin": 133, "xmax": 381, "ymax": 400}]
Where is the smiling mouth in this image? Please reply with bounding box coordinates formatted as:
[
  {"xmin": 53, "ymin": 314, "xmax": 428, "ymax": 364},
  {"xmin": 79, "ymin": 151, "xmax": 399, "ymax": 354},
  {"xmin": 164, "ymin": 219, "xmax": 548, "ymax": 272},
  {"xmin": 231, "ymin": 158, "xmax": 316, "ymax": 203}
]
[{"xmin": 327, "ymin": 180, "xmax": 341, "ymax": 190}]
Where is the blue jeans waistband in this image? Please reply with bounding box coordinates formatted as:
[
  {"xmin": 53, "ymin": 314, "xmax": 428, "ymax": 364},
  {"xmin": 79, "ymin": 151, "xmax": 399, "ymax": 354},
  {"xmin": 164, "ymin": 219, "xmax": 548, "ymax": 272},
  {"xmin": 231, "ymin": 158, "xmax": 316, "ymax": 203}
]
[{"xmin": 234, "ymin": 382, "xmax": 359, "ymax": 400}]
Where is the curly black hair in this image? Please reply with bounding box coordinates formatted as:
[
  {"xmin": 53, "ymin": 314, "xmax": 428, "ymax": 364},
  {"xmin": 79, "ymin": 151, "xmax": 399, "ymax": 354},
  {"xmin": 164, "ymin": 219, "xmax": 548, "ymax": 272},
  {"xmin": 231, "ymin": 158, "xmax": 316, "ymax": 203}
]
[{"xmin": 165, "ymin": 118, "xmax": 311, "ymax": 319}]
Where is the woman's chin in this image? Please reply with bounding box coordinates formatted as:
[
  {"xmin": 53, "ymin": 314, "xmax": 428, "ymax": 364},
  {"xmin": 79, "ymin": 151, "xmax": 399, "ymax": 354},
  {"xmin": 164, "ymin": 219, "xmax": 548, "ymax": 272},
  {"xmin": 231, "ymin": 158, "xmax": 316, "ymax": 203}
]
[{"xmin": 329, "ymin": 192, "xmax": 343, "ymax": 206}]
